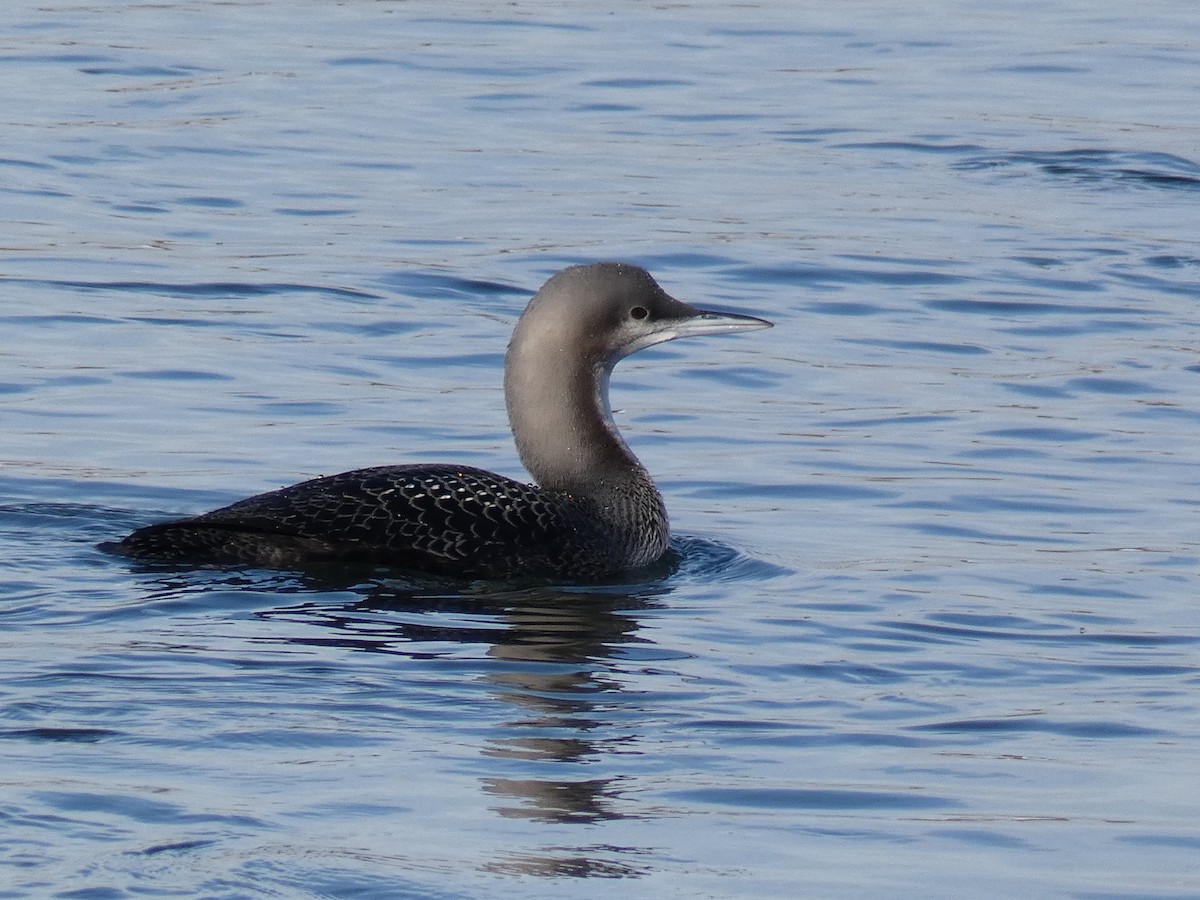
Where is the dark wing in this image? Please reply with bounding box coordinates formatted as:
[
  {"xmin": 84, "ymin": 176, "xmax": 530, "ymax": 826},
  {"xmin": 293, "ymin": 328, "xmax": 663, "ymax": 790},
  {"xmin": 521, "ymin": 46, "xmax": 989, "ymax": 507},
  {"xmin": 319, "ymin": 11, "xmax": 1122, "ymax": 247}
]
[{"xmin": 106, "ymin": 464, "xmax": 593, "ymax": 576}]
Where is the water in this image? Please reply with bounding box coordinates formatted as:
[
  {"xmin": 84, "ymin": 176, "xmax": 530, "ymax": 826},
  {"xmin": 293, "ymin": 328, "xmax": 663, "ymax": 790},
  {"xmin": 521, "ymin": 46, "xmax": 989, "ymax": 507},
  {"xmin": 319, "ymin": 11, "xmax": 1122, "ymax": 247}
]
[{"xmin": 3, "ymin": 1, "xmax": 1199, "ymax": 896}]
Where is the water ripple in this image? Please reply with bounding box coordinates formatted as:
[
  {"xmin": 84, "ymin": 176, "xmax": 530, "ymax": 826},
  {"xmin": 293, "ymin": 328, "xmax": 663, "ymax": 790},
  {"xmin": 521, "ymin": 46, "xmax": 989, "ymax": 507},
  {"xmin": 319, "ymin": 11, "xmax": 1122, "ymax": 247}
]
[
  {"xmin": 955, "ymin": 148, "xmax": 1200, "ymax": 192},
  {"xmin": 670, "ymin": 785, "xmax": 959, "ymax": 812},
  {"xmin": 0, "ymin": 276, "xmax": 380, "ymax": 301}
]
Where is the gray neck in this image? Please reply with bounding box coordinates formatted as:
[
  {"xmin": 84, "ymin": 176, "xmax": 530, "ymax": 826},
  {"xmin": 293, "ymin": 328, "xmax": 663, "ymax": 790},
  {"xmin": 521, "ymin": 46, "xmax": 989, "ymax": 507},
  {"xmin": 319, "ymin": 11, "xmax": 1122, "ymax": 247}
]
[{"xmin": 505, "ymin": 342, "xmax": 647, "ymax": 496}]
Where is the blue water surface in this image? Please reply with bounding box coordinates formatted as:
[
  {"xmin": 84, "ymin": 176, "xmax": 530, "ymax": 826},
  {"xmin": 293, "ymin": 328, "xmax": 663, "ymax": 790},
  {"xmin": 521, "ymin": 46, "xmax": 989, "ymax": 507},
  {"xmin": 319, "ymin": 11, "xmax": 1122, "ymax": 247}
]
[{"xmin": 2, "ymin": 1, "xmax": 1199, "ymax": 897}]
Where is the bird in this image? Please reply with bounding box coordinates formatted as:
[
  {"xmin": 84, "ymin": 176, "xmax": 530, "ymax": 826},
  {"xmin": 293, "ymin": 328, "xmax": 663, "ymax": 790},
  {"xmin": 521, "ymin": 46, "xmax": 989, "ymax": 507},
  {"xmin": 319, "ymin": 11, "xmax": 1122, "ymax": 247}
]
[{"xmin": 101, "ymin": 262, "xmax": 771, "ymax": 579}]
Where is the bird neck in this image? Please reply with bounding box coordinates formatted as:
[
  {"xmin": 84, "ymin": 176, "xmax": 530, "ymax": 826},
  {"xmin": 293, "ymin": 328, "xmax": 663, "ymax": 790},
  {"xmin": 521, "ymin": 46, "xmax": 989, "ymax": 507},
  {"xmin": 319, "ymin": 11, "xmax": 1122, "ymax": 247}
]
[{"xmin": 505, "ymin": 349, "xmax": 648, "ymax": 497}]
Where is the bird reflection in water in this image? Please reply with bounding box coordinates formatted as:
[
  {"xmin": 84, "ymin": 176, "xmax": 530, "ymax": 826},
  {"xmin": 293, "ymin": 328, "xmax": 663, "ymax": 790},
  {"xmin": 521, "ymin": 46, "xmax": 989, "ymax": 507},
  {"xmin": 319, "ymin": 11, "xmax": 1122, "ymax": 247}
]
[
  {"xmin": 276, "ymin": 569, "xmax": 671, "ymax": 878},
  {"xmin": 122, "ymin": 558, "xmax": 683, "ymax": 879}
]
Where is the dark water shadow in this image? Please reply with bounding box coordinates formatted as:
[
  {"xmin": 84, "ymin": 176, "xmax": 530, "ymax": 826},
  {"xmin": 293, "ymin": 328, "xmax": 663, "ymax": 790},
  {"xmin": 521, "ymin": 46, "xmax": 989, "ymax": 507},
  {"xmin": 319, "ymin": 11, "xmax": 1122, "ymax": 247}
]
[{"xmin": 110, "ymin": 564, "xmax": 664, "ymax": 874}]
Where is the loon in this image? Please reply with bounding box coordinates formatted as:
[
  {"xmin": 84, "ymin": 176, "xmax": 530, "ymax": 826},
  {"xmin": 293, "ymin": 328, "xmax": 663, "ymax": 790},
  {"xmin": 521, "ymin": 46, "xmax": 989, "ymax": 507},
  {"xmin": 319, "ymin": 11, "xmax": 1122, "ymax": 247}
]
[{"xmin": 101, "ymin": 262, "xmax": 771, "ymax": 579}]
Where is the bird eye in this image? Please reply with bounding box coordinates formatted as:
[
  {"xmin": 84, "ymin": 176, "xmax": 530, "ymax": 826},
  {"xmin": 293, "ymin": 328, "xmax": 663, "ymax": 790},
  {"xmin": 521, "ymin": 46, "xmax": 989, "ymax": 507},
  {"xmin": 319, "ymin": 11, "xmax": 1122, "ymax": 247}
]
[{"xmin": 630, "ymin": 306, "xmax": 649, "ymax": 320}]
